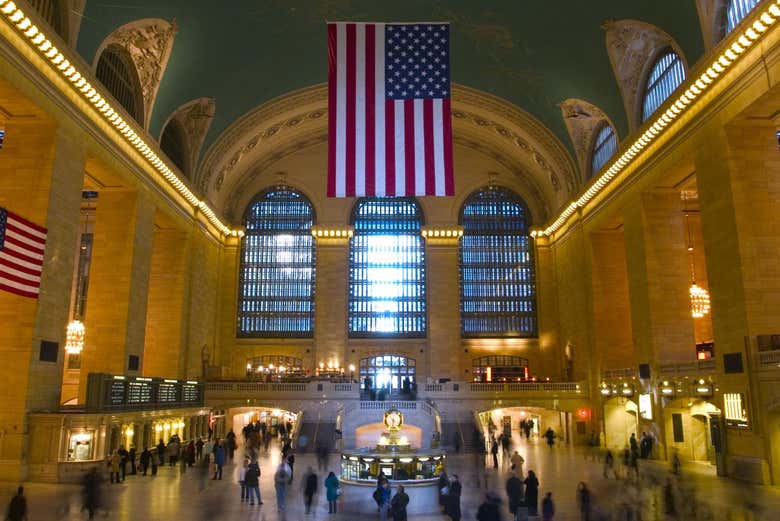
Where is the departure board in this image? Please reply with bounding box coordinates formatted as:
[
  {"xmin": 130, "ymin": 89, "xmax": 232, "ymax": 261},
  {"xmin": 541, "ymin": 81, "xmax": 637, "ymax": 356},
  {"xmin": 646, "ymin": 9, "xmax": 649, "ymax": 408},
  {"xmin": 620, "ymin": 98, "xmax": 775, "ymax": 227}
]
[
  {"xmin": 108, "ymin": 380, "xmax": 126, "ymax": 406},
  {"xmin": 157, "ymin": 383, "xmax": 178, "ymax": 403},
  {"xmin": 127, "ymin": 381, "xmax": 152, "ymax": 404},
  {"xmin": 182, "ymin": 384, "xmax": 200, "ymax": 403}
]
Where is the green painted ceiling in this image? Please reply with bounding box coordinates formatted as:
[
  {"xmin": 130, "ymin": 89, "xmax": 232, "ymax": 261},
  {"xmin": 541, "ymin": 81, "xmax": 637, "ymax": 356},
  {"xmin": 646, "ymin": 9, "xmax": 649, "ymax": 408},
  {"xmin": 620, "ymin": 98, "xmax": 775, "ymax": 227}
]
[{"xmin": 77, "ymin": 0, "xmax": 704, "ymax": 162}]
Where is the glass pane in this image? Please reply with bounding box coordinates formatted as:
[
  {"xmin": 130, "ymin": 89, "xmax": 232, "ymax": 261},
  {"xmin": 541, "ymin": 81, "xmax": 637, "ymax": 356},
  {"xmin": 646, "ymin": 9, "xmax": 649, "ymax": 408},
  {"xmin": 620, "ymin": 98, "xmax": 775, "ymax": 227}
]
[
  {"xmin": 349, "ymin": 198, "xmax": 426, "ymax": 336},
  {"xmin": 641, "ymin": 51, "xmax": 685, "ymax": 122},
  {"xmin": 237, "ymin": 189, "xmax": 316, "ymax": 336},
  {"xmin": 459, "ymin": 187, "xmax": 536, "ymax": 337},
  {"xmin": 726, "ymin": 0, "xmax": 760, "ymax": 34}
]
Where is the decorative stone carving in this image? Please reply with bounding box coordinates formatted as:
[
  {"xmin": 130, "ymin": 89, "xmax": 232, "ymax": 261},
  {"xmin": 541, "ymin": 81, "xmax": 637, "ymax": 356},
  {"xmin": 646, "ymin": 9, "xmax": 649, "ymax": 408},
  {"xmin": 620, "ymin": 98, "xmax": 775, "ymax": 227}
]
[
  {"xmin": 694, "ymin": 0, "xmax": 730, "ymax": 51},
  {"xmin": 160, "ymin": 97, "xmax": 216, "ymax": 178},
  {"xmin": 94, "ymin": 18, "xmax": 177, "ymax": 130},
  {"xmin": 559, "ymin": 98, "xmax": 617, "ymax": 182},
  {"xmin": 603, "ymin": 19, "xmax": 686, "ymax": 133}
]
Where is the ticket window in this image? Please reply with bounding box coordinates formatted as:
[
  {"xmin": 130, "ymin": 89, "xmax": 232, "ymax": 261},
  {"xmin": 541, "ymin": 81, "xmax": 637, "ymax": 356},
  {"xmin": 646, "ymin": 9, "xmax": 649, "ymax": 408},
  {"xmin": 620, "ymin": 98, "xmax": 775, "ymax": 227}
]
[{"xmin": 67, "ymin": 431, "xmax": 95, "ymax": 461}]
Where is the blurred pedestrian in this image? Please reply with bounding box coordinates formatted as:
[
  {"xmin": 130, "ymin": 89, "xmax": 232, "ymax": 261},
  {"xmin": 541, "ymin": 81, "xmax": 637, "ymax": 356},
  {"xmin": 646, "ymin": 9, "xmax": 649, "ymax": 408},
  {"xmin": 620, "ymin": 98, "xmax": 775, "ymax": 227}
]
[
  {"xmin": 541, "ymin": 492, "xmax": 555, "ymax": 521},
  {"xmin": 505, "ymin": 471, "xmax": 523, "ymax": 516},
  {"xmin": 302, "ymin": 466, "xmax": 317, "ymax": 514},
  {"xmin": 524, "ymin": 470, "xmax": 539, "ymax": 516},
  {"xmin": 438, "ymin": 471, "xmax": 449, "ymax": 512},
  {"xmin": 139, "ymin": 446, "xmax": 151, "ymax": 476},
  {"xmin": 576, "ymin": 482, "xmax": 591, "ymax": 521},
  {"xmin": 445, "ymin": 474, "xmax": 462, "ymax": 521},
  {"xmin": 245, "ymin": 461, "xmax": 262, "ymax": 505},
  {"xmin": 108, "ymin": 450, "xmax": 120, "ymax": 484},
  {"xmin": 82, "ymin": 467, "xmax": 101, "ymax": 519},
  {"xmin": 325, "ymin": 470, "xmax": 340, "ymax": 514},
  {"xmin": 491, "ymin": 436, "xmax": 499, "ymax": 468},
  {"xmin": 510, "ymin": 451, "xmax": 525, "ymax": 477},
  {"xmin": 476, "ymin": 492, "xmax": 502, "ymax": 521},
  {"xmin": 544, "ymin": 428, "xmax": 555, "ymax": 449},
  {"xmin": 5, "ymin": 486, "xmax": 27, "ymax": 521},
  {"xmin": 391, "ymin": 484, "xmax": 410, "ymax": 521},
  {"xmin": 238, "ymin": 458, "xmax": 248, "ymax": 503},
  {"xmin": 274, "ymin": 459, "xmax": 292, "ymax": 512},
  {"xmin": 212, "ymin": 442, "xmax": 225, "ymax": 480},
  {"xmin": 603, "ymin": 450, "xmax": 616, "ymax": 479}
]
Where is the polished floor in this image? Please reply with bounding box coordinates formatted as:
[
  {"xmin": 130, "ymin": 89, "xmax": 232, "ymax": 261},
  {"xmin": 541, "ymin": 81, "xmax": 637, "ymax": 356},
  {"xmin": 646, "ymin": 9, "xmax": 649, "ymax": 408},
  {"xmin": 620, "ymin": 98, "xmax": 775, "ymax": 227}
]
[{"xmin": 2, "ymin": 437, "xmax": 779, "ymax": 520}]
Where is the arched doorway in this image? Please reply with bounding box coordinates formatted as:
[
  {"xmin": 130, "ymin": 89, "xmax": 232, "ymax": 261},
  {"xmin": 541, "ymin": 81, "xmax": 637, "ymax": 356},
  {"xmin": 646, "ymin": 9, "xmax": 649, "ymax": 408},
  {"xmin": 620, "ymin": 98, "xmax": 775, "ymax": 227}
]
[
  {"xmin": 359, "ymin": 355, "xmax": 415, "ymax": 390},
  {"xmin": 664, "ymin": 398, "xmax": 720, "ymax": 464},
  {"xmin": 603, "ymin": 397, "xmax": 638, "ymax": 449}
]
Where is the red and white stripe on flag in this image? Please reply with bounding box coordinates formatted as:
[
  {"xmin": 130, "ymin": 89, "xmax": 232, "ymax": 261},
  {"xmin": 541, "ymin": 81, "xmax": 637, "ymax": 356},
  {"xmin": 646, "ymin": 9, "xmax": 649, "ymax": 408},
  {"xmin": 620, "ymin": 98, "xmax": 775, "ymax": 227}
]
[
  {"xmin": 327, "ymin": 22, "xmax": 454, "ymax": 198},
  {"xmin": 0, "ymin": 207, "xmax": 47, "ymax": 299}
]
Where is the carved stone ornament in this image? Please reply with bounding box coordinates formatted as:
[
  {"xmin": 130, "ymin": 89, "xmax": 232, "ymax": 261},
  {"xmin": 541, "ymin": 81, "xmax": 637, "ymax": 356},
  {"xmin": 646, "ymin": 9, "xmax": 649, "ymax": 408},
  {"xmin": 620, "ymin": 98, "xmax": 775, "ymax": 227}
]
[
  {"xmin": 603, "ymin": 19, "xmax": 686, "ymax": 133},
  {"xmin": 94, "ymin": 18, "xmax": 177, "ymax": 129},
  {"xmin": 161, "ymin": 97, "xmax": 216, "ymax": 178},
  {"xmin": 559, "ymin": 98, "xmax": 616, "ymax": 182}
]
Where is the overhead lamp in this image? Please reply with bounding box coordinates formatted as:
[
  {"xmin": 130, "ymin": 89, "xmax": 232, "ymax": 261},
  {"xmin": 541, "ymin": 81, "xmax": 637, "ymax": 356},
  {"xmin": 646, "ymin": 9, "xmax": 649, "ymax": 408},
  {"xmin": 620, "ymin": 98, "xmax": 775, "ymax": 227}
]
[
  {"xmin": 695, "ymin": 378, "xmax": 712, "ymax": 396},
  {"xmin": 599, "ymin": 383, "xmax": 611, "ymax": 396},
  {"xmin": 65, "ymin": 320, "xmax": 85, "ymax": 354},
  {"xmin": 660, "ymin": 381, "xmax": 675, "ymax": 396},
  {"xmin": 620, "ymin": 383, "xmax": 633, "ymax": 396}
]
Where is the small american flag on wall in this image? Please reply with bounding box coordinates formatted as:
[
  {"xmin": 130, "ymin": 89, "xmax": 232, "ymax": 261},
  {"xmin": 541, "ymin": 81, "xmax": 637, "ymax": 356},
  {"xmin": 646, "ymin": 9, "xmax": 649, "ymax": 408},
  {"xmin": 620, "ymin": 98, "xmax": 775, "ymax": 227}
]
[
  {"xmin": 0, "ymin": 207, "xmax": 47, "ymax": 298},
  {"xmin": 327, "ymin": 22, "xmax": 454, "ymax": 197}
]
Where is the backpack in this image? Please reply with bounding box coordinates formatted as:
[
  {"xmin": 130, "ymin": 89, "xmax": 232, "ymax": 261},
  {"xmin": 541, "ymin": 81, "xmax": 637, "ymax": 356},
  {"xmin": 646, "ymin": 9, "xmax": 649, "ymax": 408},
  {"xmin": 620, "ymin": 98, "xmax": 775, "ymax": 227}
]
[{"xmin": 275, "ymin": 467, "xmax": 287, "ymax": 483}]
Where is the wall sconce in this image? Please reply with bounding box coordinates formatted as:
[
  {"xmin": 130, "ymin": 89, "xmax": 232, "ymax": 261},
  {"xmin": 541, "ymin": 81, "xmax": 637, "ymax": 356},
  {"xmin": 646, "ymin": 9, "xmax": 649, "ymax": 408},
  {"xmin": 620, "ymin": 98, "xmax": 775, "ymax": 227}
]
[
  {"xmin": 695, "ymin": 378, "xmax": 713, "ymax": 396},
  {"xmin": 599, "ymin": 383, "xmax": 611, "ymax": 396},
  {"xmin": 620, "ymin": 382, "xmax": 634, "ymax": 397},
  {"xmin": 660, "ymin": 380, "xmax": 675, "ymax": 396}
]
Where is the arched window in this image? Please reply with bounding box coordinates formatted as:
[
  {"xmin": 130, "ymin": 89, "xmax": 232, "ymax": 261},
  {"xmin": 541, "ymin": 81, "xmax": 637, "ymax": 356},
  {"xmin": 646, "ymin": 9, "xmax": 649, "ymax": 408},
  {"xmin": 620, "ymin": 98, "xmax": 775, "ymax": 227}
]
[
  {"xmin": 641, "ymin": 50, "xmax": 685, "ymax": 123},
  {"xmin": 160, "ymin": 119, "xmax": 188, "ymax": 175},
  {"xmin": 349, "ymin": 198, "xmax": 426, "ymax": 337},
  {"xmin": 726, "ymin": 0, "xmax": 760, "ymax": 34},
  {"xmin": 591, "ymin": 124, "xmax": 618, "ymax": 176},
  {"xmin": 459, "ymin": 187, "xmax": 536, "ymax": 337},
  {"xmin": 237, "ymin": 188, "xmax": 316, "ymax": 337},
  {"xmin": 29, "ymin": 0, "xmax": 65, "ymax": 38},
  {"xmin": 95, "ymin": 46, "xmax": 143, "ymax": 124}
]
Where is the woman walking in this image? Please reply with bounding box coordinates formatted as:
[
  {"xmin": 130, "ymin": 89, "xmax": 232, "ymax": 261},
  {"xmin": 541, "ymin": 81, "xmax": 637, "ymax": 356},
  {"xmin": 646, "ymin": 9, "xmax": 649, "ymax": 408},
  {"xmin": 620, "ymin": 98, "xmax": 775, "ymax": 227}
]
[
  {"xmin": 325, "ymin": 470, "xmax": 340, "ymax": 514},
  {"xmin": 524, "ymin": 470, "xmax": 540, "ymax": 516},
  {"xmin": 576, "ymin": 481, "xmax": 591, "ymax": 521}
]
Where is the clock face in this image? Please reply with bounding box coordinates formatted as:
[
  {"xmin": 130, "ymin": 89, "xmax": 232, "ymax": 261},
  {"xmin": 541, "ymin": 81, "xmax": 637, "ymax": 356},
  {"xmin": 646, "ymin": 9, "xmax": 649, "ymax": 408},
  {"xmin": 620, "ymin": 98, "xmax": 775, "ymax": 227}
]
[{"xmin": 385, "ymin": 410, "xmax": 403, "ymax": 429}]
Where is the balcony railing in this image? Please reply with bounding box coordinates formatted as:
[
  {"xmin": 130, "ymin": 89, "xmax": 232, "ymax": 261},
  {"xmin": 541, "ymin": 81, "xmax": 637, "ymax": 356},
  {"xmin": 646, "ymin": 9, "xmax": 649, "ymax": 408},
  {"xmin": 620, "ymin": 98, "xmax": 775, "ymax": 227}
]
[
  {"xmin": 657, "ymin": 359, "xmax": 716, "ymax": 376},
  {"xmin": 204, "ymin": 380, "xmax": 585, "ymax": 402},
  {"xmin": 758, "ymin": 349, "xmax": 780, "ymax": 368}
]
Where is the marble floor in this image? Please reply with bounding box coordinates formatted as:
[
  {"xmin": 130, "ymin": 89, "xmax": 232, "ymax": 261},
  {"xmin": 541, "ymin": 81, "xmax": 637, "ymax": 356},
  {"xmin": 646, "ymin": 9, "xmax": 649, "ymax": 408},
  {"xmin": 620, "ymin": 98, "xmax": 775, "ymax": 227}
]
[{"xmin": 2, "ymin": 437, "xmax": 779, "ymax": 520}]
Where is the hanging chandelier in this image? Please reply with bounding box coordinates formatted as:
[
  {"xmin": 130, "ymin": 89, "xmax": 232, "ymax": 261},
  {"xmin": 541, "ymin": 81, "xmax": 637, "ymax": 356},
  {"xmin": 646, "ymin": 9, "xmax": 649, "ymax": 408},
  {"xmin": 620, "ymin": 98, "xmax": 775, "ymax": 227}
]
[
  {"xmin": 65, "ymin": 320, "xmax": 85, "ymax": 354},
  {"xmin": 689, "ymin": 283, "xmax": 711, "ymax": 318},
  {"xmin": 683, "ymin": 206, "xmax": 711, "ymax": 319}
]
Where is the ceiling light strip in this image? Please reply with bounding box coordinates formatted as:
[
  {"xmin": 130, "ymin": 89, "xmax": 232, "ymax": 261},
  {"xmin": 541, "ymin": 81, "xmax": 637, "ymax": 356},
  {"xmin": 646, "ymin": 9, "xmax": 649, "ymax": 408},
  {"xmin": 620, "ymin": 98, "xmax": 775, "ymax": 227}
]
[
  {"xmin": 0, "ymin": 0, "xmax": 241, "ymax": 238},
  {"xmin": 541, "ymin": 1, "xmax": 780, "ymax": 237}
]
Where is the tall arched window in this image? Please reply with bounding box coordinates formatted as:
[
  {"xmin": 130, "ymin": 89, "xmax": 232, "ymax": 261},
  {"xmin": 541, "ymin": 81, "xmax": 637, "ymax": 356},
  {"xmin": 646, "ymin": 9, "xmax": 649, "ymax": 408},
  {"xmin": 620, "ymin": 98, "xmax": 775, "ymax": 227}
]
[
  {"xmin": 95, "ymin": 46, "xmax": 143, "ymax": 124},
  {"xmin": 591, "ymin": 124, "xmax": 618, "ymax": 177},
  {"xmin": 726, "ymin": 0, "xmax": 760, "ymax": 34},
  {"xmin": 349, "ymin": 198, "xmax": 426, "ymax": 337},
  {"xmin": 237, "ymin": 188, "xmax": 316, "ymax": 337},
  {"xmin": 160, "ymin": 119, "xmax": 188, "ymax": 175},
  {"xmin": 459, "ymin": 187, "xmax": 536, "ymax": 337},
  {"xmin": 641, "ymin": 50, "xmax": 685, "ymax": 123}
]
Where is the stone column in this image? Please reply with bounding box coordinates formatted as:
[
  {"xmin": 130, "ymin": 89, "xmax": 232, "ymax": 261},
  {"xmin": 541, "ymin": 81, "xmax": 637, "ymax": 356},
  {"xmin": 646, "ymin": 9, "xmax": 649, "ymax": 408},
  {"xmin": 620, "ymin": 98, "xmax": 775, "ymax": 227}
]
[
  {"xmin": 0, "ymin": 124, "xmax": 84, "ymax": 480},
  {"xmin": 589, "ymin": 230, "xmax": 634, "ymax": 373},
  {"xmin": 143, "ymin": 225, "xmax": 189, "ymax": 379},
  {"xmin": 425, "ymin": 235, "xmax": 461, "ymax": 380},
  {"xmin": 79, "ymin": 189, "xmax": 155, "ymax": 401},
  {"xmin": 313, "ymin": 235, "xmax": 349, "ymax": 372},
  {"xmin": 623, "ymin": 191, "xmax": 696, "ymax": 367},
  {"xmin": 696, "ymin": 125, "xmax": 780, "ymax": 483}
]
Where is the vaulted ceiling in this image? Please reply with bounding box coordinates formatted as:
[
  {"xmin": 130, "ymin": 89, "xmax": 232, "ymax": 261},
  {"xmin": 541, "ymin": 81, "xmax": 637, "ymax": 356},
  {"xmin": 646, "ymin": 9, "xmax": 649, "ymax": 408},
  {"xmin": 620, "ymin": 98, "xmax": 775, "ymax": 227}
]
[{"xmin": 76, "ymin": 0, "xmax": 705, "ymax": 165}]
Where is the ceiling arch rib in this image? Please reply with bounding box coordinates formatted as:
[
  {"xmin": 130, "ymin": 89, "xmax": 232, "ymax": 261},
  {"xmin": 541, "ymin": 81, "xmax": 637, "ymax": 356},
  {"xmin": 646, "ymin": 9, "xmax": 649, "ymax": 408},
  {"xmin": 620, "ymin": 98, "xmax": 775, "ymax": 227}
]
[
  {"xmin": 159, "ymin": 97, "xmax": 216, "ymax": 180},
  {"xmin": 603, "ymin": 19, "xmax": 689, "ymax": 134},
  {"xmin": 92, "ymin": 18, "xmax": 177, "ymax": 130},
  {"xmin": 198, "ymin": 83, "xmax": 576, "ymax": 223},
  {"xmin": 559, "ymin": 98, "xmax": 618, "ymax": 185}
]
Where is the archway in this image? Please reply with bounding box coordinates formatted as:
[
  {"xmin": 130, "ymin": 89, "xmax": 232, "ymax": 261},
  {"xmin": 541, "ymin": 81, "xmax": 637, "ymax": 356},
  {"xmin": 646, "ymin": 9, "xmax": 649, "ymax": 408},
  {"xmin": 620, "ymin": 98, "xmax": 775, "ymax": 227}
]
[
  {"xmin": 603, "ymin": 397, "xmax": 638, "ymax": 449},
  {"xmin": 664, "ymin": 398, "xmax": 720, "ymax": 464},
  {"xmin": 228, "ymin": 406, "xmax": 299, "ymax": 447},
  {"xmin": 359, "ymin": 354, "xmax": 416, "ymax": 390}
]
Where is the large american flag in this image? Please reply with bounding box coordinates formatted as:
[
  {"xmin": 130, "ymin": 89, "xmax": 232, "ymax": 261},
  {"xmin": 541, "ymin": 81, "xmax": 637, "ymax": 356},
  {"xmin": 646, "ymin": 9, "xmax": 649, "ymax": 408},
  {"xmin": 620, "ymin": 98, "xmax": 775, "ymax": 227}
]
[
  {"xmin": 0, "ymin": 207, "xmax": 47, "ymax": 298},
  {"xmin": 327, "ymin": 22, "xmax": 454, "ymax": 198}
]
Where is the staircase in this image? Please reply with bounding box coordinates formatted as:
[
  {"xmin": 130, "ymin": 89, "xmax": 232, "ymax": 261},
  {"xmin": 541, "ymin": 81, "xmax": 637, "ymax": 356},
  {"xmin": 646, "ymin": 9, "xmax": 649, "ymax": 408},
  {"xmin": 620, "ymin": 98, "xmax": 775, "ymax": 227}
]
[{"xmin": 295, "ymin": 421, "xmax": 337, "ymax": 453}]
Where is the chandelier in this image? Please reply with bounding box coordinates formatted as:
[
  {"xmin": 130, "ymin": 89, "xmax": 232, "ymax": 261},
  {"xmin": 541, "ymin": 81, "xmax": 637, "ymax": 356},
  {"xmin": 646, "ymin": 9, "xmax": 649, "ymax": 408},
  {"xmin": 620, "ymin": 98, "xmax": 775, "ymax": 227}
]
[
  {"xmin": 689, "ymin": 283, "xmax": 711, "ymax": 318},
  {"xmin": 683, "ymin": 207, "xmax": 711, "ymax": 318},
  {"xmin": 65, "ymin": 320, "xmax": 85, "ymax": 354}
]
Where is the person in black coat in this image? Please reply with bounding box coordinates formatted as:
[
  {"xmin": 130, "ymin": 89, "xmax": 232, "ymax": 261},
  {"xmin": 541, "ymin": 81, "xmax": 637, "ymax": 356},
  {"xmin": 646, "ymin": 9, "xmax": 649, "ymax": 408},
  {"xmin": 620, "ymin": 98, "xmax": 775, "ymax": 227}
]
[
  {"xmin": 476, "ymin": 492, "xmax": 503, "ymax": 521},
  {"xmin": 524, "ymin": 470, "xmax": 540, "ymax": 515},
  {"xmin": 139, "ymin": 447, "xmax": 151, "ymax": 476},
  {"xmin": 437, "ymin": 471, "xmax": 449, "ymax": 511},
  {"xmin": 444, "ymin": 474, "xmax": 462, "ymax": 521},
  {"xmin": 390, "ymin": 484, "xmax": 410, "ymax": 521},
  {"xmin": 490, "ymin": 437, "xmax": 499, "ymax": 468},
  {"xmin": 505, "ymin": 471, "xmax": 524, "ymax": 515},
  {"xmin": 302, "ymin": 467, "xmax": 317, "ymax": 514}
]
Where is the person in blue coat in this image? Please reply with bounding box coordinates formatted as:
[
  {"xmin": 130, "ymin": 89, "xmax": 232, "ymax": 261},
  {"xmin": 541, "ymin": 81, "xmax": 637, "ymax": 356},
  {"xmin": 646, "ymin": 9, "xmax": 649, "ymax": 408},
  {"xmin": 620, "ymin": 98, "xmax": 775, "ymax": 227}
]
[
  {"xmin": 325, "ymin": 470, "xmax": 340, "ymax": 514},
  {"xmin": 212, "ymin": 442, "xmax": 225, "ymax": 480}
]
